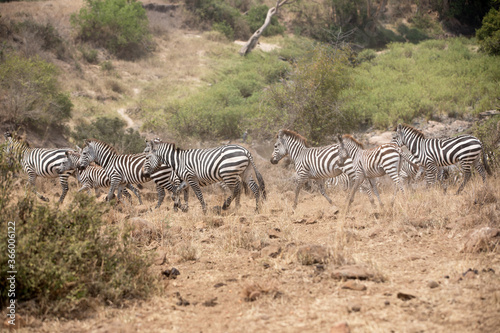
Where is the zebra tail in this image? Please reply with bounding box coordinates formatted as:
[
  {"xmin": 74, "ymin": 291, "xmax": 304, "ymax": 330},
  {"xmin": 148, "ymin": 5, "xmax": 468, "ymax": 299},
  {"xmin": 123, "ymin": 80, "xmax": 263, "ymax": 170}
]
[
  {"xmin": 136, "ymin": 183, "xmax": 144, "ymax": 190},
  {"xmin": 482, "ymin": 147, "xmax": 493, "ymax": 176},
  {"xmin": 248, "ymin": 153, "xmax": 267, "ymax": 200}
]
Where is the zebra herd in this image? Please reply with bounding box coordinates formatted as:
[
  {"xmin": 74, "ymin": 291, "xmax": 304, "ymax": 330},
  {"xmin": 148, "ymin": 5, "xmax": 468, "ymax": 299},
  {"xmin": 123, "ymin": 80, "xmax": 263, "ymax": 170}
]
[{"xmin": 3, "ymin": 123, "xmax": 492, "ymax": 213}]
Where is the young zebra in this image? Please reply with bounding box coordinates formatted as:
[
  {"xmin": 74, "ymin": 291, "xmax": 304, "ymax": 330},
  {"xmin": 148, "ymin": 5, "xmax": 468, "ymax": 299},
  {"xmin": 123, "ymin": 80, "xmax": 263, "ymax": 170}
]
[
  {"xmin": 57, "ymin": 150, "xmax": 142, "ymax": 202},
  {"xmin": 271, "ymin": 129, "xmax": 369, "ymax": 209},
  {"xmin": 393, "ymin": 124, "xmax": 491, "ymax": 194},
  {"xmin": 337, "ymin": 134, "xmax": 418, "ymax": 212},
  {"xmin": 4, "ymin": 131, "xmax": 77, "ymax": 203},
  {"xmin": 77, "ymin": 139, "xmax": 152, "ymax": 203},
  {"xmin": 143, "ymin": 140, "xmax": 266, "ymax": 214}
]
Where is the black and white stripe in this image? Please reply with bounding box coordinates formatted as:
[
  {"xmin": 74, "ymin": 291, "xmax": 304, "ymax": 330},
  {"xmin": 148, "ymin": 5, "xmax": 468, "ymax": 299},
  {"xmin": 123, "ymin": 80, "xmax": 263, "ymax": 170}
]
[
  {"xmin": 143, "ymin": 140, "xmax": 266, "ymax": 214},
  {"xmin": 57, "ymin": 150, "xmax": 142, "ymax": 202},
  {"xmin": 271, "ymin": 129, "xmax": 366, "ymax": 208},
  {"xmin": 393, "ymin": 124, "xmax": 491, "ymax": 194},
  {"xmin": 4, "ymin": 131, "xmax": 76, "ymax": 203},
  {"xmin": 77, "ymin": 139, "xmax": 151, "ymax": 203},
  {"xmin": 338, "ymin": 134, "xmax": 416, "ymax": 211}
]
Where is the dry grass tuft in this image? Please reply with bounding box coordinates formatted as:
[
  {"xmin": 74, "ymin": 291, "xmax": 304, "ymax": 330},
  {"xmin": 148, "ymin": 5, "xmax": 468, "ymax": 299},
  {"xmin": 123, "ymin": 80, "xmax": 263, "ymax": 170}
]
[{"xmin": 241, "ymin": 281, "xmax": 282, "ymax": 302}]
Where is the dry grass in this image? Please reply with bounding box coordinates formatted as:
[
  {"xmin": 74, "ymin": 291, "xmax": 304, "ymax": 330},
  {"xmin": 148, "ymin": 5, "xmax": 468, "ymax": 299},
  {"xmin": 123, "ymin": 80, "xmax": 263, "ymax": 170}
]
[{"xmin": 9, "ymin": 154, "xmax": 500, "ymax": 332}]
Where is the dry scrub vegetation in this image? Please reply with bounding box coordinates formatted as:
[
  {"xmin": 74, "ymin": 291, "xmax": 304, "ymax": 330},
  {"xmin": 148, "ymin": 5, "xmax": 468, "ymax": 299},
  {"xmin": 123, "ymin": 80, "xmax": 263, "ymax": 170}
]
[{"xmin": 10, "ymin": 153, "xmax": 500, "ymax": 332}]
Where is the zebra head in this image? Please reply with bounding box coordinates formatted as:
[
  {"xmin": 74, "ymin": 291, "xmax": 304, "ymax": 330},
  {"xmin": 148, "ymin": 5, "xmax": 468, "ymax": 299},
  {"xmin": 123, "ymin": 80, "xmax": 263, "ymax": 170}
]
[
  {"xmin": 143, "ymin": 140, "xmax": 163, "ymax": 177},
  {"xmin": 77, "ymin": 140, "xmax": 96, "ymax": 170},
  {"xmin": 270, "ymin": 132, "xmax": 288, "ymax": 164},
  {"xmin": 143, "ymin": 138, "xmax": 163, "ymax": 153},
  {"xmin": 392, "ymin": 124, "xmax": 405, "ymax": 147},
  {"xmin": 57, "ymin": 151, "xmax": 80, "ymax": 174}
]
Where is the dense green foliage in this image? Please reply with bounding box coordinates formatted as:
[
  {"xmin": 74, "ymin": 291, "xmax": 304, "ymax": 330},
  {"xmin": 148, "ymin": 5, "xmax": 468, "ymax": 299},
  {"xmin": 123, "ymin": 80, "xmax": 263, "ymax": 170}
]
[
  {"xmin": 0, "ymin": 148, "xmax": 158, "ymax": 317},
  {"xmin": 476, "ymin": 7, "xmax": 500, "ymax": 55},
  {"xmin": 341, "ymin": 38, "xmax": 500, "ymax": 129},
  {"xmin": 72, "ymin": 117, "xmax": 145, "ymax": 154},
  {"xmin": 261, "ymin": 44, "xmax": 357, "ymax": 144},
  {"xmin": 70, "ymin": 0, "xmax": 152, "ymax": 59},
  {"xmin": 0, "ymin": 52, "xmax": 72, "ymax": 128},
  {"xmin": 246, "ymin": 5, "xmax": 285, "ymax": 37}
]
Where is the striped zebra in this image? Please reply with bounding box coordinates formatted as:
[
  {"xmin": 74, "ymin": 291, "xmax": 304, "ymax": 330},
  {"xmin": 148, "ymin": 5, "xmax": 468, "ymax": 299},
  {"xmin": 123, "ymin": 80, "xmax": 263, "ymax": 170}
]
[
  {"xmin": 57, "ymin": 150, "xmax": 142, "ymax": 202},
  {"xmin": 337, "ymin": 134, "xmax": 418, "ymax": 211},
  {"xmin": 393, "ymin": 124, "xmax": 491, "ymax": 194},
  {"xmin": 142, "ymin": 140, "xmax": 266, "ymax": 214},
  {"xmin": 4, "ymin": 131, "xmax": 76, "ymax": 203},
  {"xmin": 271, "ymin": 129, "xmax": 373, "ymax": 209},
  {"xmin": 77, "ymin": 139, "xmax": 151, "ymax": 203}
]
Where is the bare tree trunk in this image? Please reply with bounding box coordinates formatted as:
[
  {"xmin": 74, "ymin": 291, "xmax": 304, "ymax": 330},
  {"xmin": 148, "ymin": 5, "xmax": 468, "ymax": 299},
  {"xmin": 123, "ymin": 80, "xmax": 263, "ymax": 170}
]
[{"xmin": 238, "ymin": 0, "xmax": 292, "ymax": 56}]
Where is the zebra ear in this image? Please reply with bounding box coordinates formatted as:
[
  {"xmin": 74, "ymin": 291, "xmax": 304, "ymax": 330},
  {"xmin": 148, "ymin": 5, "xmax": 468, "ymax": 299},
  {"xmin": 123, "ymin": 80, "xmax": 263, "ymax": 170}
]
[
  {"xmin": 84, "ymin": 139, "xmax": 91, "ymax": 146},
  {"xmin": 75, "ymin": 145, "xmax": 82, "ymax": 153},
  {"xmin": 337, "ymin": 135, "xmax": 343, "ymax": 143},
  {"xmin": 396, "ymin": 124, "xmax": 402, "ymax": 131}
]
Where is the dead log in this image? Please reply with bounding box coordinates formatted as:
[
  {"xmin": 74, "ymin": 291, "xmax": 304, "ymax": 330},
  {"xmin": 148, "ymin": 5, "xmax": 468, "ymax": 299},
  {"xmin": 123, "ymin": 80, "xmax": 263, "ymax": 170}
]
[{"xmin": 238, "ymin": 0, "xmax": 292, "ymax": 56}]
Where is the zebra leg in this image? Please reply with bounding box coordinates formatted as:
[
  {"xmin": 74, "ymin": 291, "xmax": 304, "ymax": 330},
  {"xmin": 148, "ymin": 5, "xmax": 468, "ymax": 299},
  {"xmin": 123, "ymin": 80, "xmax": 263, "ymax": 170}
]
[
  {"xmin": 293, "ymin": 179, "xmax": 307, "ymax": 209},
  {"xmin": 155, "ymin": 185, "xmax": 165, "ymax": 209},
  {"xmin": 26, "ymin": 171, "xmax": 49, "ymax": 202},
  {"xmin": 456, "ymin": 164, "xmax": 472, "ymax": 195},
  {"xmin": 106, "ymin": 179, "xmax": 119, "ymax": 202},
  {"xmin": 121, "ymin": 187, "xmax": 132, "ymax": 202},
  {"xmin": 474, "ymin": 158, "xmax": 487, "ymax": 183},
  {"xmin": 222, "ymin": 180, "xmax": 241, "ymax": 211},
  {"xmin": 125, "ymin": 184, "xmax": 143, "ymax": 204},
  {"xmin": 346, "ymin": 178, "xmax": 363, "ymax": 213},
  {"xmin": 247, "ymin": 178, "xmax": 261, "ymax": 212},
  {"xmin": 367, "ymin": 179, "xmax": 381, "ymax": 208},
  {"xmin": 317, "ymin": 180, "xmax": 333, "ymax": 205},
  {"xmin": 180, "ymin": 187, "xmax": 189, "ymax": 212},
  {"xmin": 58, "ymin": 174, "xmax": 70, "ymax": 204},
  {"xmin": 189, "ymin": 180, "xmax": 207, "ymax": 214}
]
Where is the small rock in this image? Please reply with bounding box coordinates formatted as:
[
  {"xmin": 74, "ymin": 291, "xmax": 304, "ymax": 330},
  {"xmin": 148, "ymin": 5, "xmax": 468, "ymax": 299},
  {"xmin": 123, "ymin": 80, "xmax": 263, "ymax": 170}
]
[
  {"xmin": 268, "ymin": 228, "xmax": 281, "ymax": 239},
  {"xmin": 347, "ymin": 302, "xmax": 361, "ymax": 312},
  {"xmin": 397, "ymin": 291, "xmax": 416, "ymax": 301},
  {"xmin": 342, "ymin": 280, "xmax": 367, "ymax": 291},
  {"xmin": 162, "ymin": 267, "xmax": 180, "ymax": 279},
  {"xmin": 202, "ymin": 297, "xmax": 218, "ymax": 307},
  {"xmin": 463, "ymin": 268, "xmax": 478, "ymax": 279},
  {"xmin": 3, "ymin": 314, "xmax": 25, "ymax": 329},
  {"xmin": 261, "ymin": 245, "xmax": 282, "ymax": 258},
  {"xmin": 428, "ymin": 280, "xmax": 439, "ymax": 289},
  {"xmin": 330, "ymin": 321, "xmax": 350, "ymax": 333}
]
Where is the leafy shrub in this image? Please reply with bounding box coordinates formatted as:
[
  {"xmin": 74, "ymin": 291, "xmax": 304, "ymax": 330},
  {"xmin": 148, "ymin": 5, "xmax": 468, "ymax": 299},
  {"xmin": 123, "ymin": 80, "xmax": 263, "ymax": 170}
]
[
  {"xmin": 260, "ymin": 44, "xmax": 358, "ymax": 145},
  {"xmin": 72, "ymin": 117, "xmax": 144, "ymax": 153},
  {"xmin": 476, "ymin": 8, "xmax": 500, "ymax": 55},
  {"xmin": 0, "ymin": 52, "xmax": 72, "ymax": 128},
  {"xmin": 212, "ymin": 21, "xmax": 234, "ymax": 40},
  {"xmin": 71, "ymin": 0, "xmax": 152, "ymax": 59},
  {"xmin": 0, "ymin": 189, "xmax": 158, "ymax": 317},
  {"xmin": 357, "ymin": 49, "xmax": 377, "ymax": 63},
  {"xmin": 80, "ymin": 46, "xmax": 98, "ymax": 63}
]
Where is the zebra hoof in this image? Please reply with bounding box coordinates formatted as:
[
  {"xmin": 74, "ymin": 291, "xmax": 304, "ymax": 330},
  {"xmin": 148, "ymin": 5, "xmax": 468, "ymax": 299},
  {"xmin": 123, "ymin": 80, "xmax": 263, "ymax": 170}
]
[
  {"xmin": 180, "ymin": 205, "xmax": 189, "ymax": 213},
  {"xmin": 40, "ymin": 196, "xmax": 49, "ymax": 202}
]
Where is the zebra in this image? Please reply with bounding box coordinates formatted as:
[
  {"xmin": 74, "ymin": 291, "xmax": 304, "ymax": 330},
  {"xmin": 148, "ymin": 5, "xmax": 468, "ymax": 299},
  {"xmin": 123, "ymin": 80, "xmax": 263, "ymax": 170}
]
[
  {"xmin": 270, "ymin": 129, "xmax": 373, "ymax": 209},
  {"xmin": 393, "ymin": 123, "xmax": 491, "ymax": 194},
  {"xmin": 77, "ymin": 139, "xmax": 152, "ymax": 203},
  {"xmin": 56, "ymin": 150, "xmax": 142, "ymax": 202},
  {"xmin": 142, "ymin": 140, "xmax": 266, "ymax": 214},
  {"xmin": 337, "ymin": 134, "xmax": 419, "ymax": 211},
  {"xmin": 4, "ymin": 131, "xmax": 77, "ymax": 203}
]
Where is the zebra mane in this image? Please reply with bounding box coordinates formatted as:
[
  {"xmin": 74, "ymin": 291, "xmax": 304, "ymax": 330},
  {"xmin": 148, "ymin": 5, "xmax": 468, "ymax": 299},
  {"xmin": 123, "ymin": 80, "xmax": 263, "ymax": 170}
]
[
  {"xmin": 342, "ymin": 134, "xmax": 364, "ymax": 149},
  {"xmin": 278, "ymin": 129, "xmax": 311, "ymax": 148},
  {"xmin": 397, "ymin": 124, "xmax": 425, "ymax": 138},
  {"xmin": 85, "ymin": 139, "xmax": 118, "ymax": 154}
]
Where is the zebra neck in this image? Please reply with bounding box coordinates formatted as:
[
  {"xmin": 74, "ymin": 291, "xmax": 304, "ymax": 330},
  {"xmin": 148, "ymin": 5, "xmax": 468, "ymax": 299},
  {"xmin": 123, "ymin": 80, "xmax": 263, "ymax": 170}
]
[
  {"xmin": 95, "ymin": 146, "xmax": 115, "ymax": 168},
  {"xmin": 286, "ymin": 139, "xmax": 306, "ymax": 161}
]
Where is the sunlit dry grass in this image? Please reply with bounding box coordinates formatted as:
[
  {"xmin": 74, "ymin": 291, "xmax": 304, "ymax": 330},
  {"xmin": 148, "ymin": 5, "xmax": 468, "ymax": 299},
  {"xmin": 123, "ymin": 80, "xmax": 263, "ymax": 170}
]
[{"xmin": 13, "ymin": 151, "xmax": 499, "ymax": 332}]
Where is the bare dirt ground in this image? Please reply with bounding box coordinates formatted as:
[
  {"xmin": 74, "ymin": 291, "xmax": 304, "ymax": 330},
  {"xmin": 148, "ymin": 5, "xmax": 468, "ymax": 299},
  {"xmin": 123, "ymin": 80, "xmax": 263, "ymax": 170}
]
[{"xmin": 10, "ymin": 156, "xmax": 500, "ymax": 333}]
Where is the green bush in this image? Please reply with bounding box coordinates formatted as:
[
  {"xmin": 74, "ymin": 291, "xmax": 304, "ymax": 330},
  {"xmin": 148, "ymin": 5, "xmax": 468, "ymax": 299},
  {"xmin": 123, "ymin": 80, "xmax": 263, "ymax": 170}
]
[
  {"xmin": 71, "ymin": 0, "xmax": 152, "ymax": 59},
  {"xmin": 260, "ymin": 44, "xmax": 358, "ymax": 145},
  {"xmin": 72, "ymin": 117, "xmax": 144, "ymax": 153},
  {"xmin": 0, "ymin": 52, "xmax": 72, "ymax": 128},
  {"xmin": 476, "ymin": 8, "xmax": 500, "ymax": 55}
]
